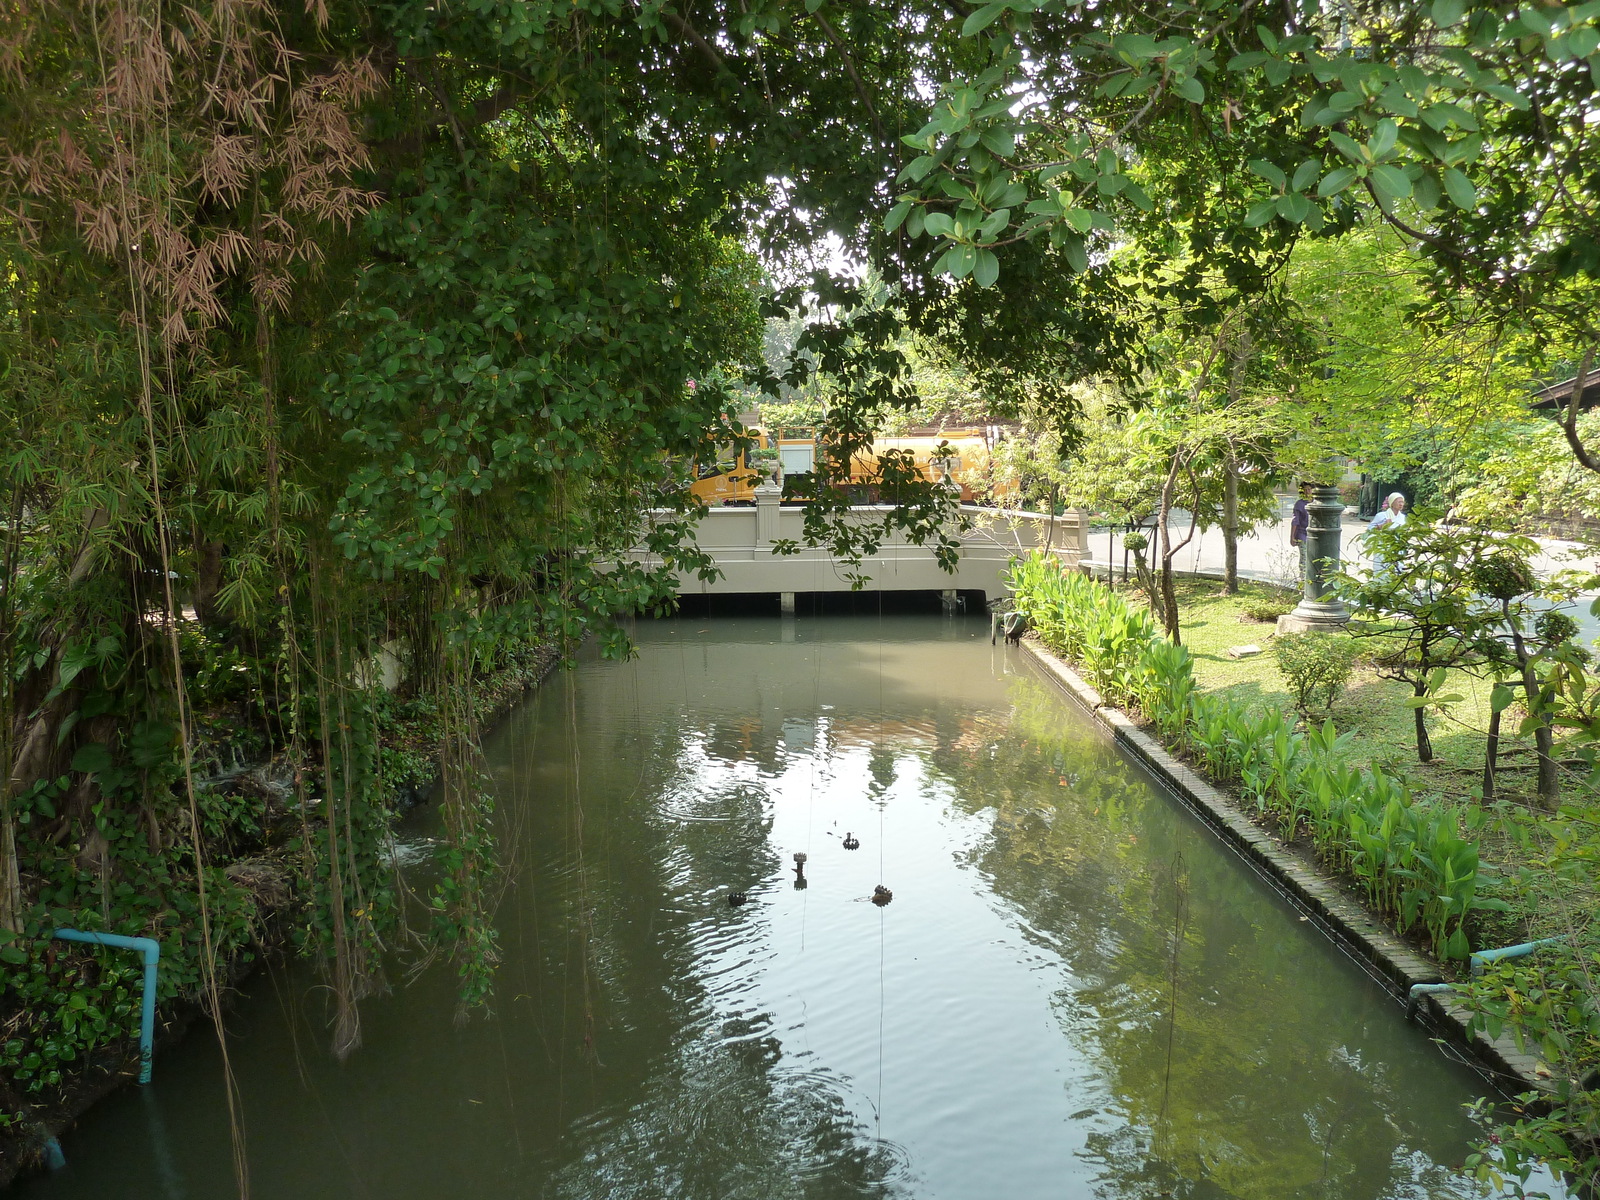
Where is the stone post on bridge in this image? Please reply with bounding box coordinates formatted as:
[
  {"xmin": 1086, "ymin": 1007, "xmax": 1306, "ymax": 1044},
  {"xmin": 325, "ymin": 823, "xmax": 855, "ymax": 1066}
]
[
  {"xmin": 1277, "ymin": 483, "xmax": 1350, "ymax": 634},
  {"xmin": 1063, "ymin": 508, "xmax": 1091, "ymax": 565},
  {"xmin": 755, "ymin": 482, "xmax": 781, "ymax": 548}
]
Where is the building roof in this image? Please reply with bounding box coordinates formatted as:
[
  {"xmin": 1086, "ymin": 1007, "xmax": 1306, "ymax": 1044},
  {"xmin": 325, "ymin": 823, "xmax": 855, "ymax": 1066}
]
[{"xmin": 1532, "ymin": 368, "xmax": 1600, "ymax": 412}]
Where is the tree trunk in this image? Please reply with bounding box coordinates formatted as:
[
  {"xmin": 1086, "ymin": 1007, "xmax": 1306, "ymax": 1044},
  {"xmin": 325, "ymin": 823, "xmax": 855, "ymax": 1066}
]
[
  {"xmin": 1413, "ymin": 679, "xmax": 1434, "ymax": 762},
  {"xmin": 1221, "ymin": 333, "xmax": 1250, "ymax": 595},
  {"xmin": 1130, "ymin": 547, "xmax": 1166, "ymax": 629},
  {"xmin": 1222, "ymin": 456, "xmax": 1239, "ymax": 594},
  {"xmin": 1506, "ymin": 603, "xmax": 1560, "ymax": 809},
  {"xmin": 1518, "ymin": 654, "xmax": 1559, "ymax": 809},
  {"xmin": 1156, "ymin": 453, "xmax": 1187, "ymax": 644},
  {"xmin": 1482, "ymin": 705, "xmax": 1500, "ymax": 804},
  {"xmin": 193, "ymin": 536, "xmax": 226, "ymax": 629},
  {"xmin": 0, "ymin": 816, "xmax": 20, "ymax": 934}
]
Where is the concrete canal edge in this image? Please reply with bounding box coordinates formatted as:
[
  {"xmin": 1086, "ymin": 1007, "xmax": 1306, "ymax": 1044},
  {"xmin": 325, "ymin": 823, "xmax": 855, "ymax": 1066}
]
[{"xmin": 1019, "ymin": 637, "xmax": 1553, "ymax": 1099}]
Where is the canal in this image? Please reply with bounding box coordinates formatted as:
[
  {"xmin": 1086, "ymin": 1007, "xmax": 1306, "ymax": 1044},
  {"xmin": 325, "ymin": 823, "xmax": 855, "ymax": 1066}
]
[{"xmin": 12, "ymin": 614, "xmax": 1540, "ymax": 1198}]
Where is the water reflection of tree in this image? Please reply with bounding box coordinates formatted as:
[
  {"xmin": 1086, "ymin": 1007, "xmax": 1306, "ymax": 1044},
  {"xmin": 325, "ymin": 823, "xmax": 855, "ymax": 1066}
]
[
  {"xmin": 497, "ymin": 662, "xmax": 913, "ymax": 1199},
  {"xmin": 918, "ymin": 676, "xmax": 1487, "ymax": 1200}
]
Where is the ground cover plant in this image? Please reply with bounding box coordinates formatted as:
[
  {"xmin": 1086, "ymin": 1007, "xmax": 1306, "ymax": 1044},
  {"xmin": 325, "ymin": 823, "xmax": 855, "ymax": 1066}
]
[{"xmin": 1009, "ymin": 551, "xmax": 1600, "ymax": 1195}]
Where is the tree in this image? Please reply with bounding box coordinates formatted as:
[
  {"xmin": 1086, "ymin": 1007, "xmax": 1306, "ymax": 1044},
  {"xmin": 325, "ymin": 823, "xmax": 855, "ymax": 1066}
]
[
  {"xmin": 1468, "ymin": 551, "xmax": 1589, "ymax": 809},
  {"xmin": 0, "ymin": 0, "xmax": 989, "ymax": 1068},
  {"xmin": 1333, "ymin": 521, "xmax": 1491, "ymax": 763},
  {"xmin": 892, "ymin": 2, "xmax": 1597, "ymax": 341}
]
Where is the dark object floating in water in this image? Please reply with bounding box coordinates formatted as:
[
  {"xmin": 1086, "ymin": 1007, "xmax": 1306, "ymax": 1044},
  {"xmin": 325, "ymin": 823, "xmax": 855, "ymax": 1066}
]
[
  {"xmin": 872, "ymin": 885, "xmax": 893, "ymax": 906},
  {"xmin": 728, "ymin": 892, "xmax": 747, "ymax": 906},
  {"xmin": 792, "ymin": 851, "xmax": 808, "ymax": 889},
  {"xmin": 842, "ymin": 833, "xmax": 860, "ymax": 850}
]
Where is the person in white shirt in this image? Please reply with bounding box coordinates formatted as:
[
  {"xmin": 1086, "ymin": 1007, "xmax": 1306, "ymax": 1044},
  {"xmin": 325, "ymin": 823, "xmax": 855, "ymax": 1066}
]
[{"xmin": 1367, "ymin": 492, "xmax": 1407, "ymax": 534}]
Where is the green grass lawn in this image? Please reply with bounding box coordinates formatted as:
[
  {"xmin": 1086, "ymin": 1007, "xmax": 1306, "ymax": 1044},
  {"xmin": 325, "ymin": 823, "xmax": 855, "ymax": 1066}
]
[{"xmin": 1147, "ymin": 577, "xmax": 1509, "ymax": 805}]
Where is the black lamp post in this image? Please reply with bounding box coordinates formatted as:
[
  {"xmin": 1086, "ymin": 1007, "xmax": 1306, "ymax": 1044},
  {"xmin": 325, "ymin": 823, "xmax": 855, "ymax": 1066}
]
[{"xmin": 1278, "ymin": 482, "xmax": 1351, "ymax": 632}]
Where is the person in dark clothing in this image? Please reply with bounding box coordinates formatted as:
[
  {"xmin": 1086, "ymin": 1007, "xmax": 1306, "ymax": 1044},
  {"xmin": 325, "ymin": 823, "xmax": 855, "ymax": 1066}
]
[
  {"xmin": 1290, "ymin": 483, "xmax": 1312, "ymax": 547},
  {"xmin": 1289, "ymin": 483, "xmax": 1312, "ymax": 581}
]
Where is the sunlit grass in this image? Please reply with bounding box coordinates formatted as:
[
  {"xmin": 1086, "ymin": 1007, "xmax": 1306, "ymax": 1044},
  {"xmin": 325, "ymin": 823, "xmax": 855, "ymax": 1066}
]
[{"xmin": 1121, "ymin": 577, "xmax": 1542, "ymax": 807}]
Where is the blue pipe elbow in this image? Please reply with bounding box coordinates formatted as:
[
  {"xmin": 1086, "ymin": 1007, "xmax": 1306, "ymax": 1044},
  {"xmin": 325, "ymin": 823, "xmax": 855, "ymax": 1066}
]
[
  {"xmin": 1469, "ymin": 936, "xmax": 1565, "ymax": 977},
  {"xmin": 51, "ymin": 929, "xmax": 160, "ymax": 1084},
  {"xmin": 1404, "ymin": 981, "xmax": 1456, "ymax": 1020}
]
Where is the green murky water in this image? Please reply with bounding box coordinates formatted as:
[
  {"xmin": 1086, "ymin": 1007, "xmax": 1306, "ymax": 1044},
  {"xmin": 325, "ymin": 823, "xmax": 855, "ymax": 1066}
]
[{"xmin": 12, "ymin": 615, "xmax": 1552, "ymax": 1199}]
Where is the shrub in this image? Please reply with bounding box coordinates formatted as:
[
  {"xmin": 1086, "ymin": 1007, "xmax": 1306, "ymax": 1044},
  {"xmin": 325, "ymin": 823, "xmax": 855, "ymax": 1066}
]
[
  {"xmin": 1242, "ymin": 601, "xmax": 1290, "ymax": 623},
  {"xmin": 1272, "ymin": 632, "xmax": 1359, "ymax": 713}
]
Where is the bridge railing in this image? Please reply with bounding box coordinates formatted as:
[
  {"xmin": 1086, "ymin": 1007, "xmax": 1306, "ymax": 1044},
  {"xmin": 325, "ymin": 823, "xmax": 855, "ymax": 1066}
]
[{"xmin": 625, "ymin": 495, "xmax": 1089, "ymax": 599}]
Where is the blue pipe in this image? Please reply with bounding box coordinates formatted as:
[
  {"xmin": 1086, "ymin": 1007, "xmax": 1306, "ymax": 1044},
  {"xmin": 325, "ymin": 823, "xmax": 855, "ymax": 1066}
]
[
  {"xmin": 1404, "ymin": 981, "xmax": 1456, "ymax": 1020},
  {"xmin": 1470, "ymin": 936, "xmax": 1565, "ymax": 976},
  {"xmin": 51, "ymin": 929, "xmax": 160, "ymax": 1084}
]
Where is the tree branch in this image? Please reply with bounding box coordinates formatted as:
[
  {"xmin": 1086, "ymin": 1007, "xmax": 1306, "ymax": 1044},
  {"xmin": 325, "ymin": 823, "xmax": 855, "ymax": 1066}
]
[
  {"xmin": 811, "ymin": 9, "xmax": 886, "ymax": 148},
  {"xmin": 1560, "ymin": 344, "xmax": 1600, "ymax": 473}
]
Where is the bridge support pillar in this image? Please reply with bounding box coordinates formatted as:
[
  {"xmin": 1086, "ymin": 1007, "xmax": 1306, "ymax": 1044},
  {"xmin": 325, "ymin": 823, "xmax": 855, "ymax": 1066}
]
[{"xmin": 780, "ymin": 591, "xmax": 795, "ymax": 615}]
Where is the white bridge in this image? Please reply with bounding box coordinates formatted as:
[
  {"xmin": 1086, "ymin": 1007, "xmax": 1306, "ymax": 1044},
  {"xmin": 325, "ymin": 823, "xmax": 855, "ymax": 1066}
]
[{"xmin": 627, "ymin": 489, "xmax": 1090, "ymax": 608}]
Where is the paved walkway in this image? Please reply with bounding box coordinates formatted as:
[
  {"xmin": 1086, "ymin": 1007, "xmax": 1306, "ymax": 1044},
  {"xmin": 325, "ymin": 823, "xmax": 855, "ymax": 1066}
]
[{"xmin": 1082, "ymin": 497, "xmax": 1600, "ymax": 647}]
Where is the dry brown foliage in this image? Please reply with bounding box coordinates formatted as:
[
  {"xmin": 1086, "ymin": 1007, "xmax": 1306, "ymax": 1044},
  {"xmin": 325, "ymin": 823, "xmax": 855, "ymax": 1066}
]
[{"xmin": 0, "ymin": 0, "xmax": 383, "ymax": 345}]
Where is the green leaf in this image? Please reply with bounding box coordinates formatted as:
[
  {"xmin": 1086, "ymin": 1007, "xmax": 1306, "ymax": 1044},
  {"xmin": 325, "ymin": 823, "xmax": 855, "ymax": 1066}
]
[
  {"xmin": 1411, "ymin": 169, "xmax": 1441, "ymax": 211},
  {"xmin": 948, "ymin": 242, "xmax": 978, "ymax": 279},
  {"xmin": 70, "ymin": 743, "xmax": 114, "ymax": 774},
  {"xmin": 883, "ymin": 200, "xmax": 914, "ymax": 233},
  {"xmin": 973, "ymin": 248, "xmax": 1000, "ymax": 288},
  {"xmin": 1062, "ymin": 207, "xmax": 1094, "ymax": 233},
  {"xmin": 1247, "ymin": 159, "xmax": 1287, "ymax": 189},
  {"xmin": 922, "ymin": 212, "xmax": 955, "ymax": 238},
  {"xmin": 978, "ymin": 207, "xmax": 1011, "ymax": 239},
  {"xmin": 1291, "ymin": 158, "xmax": 1321, "ymax": 191},
  {"xmin": 1061, "ymin": 235, "xmax": 1088, "ymax": 273},
  {"xmin": 961, "ymin": 2, "xmax": 1010, "ymax": 37},
  {"xmin": 1368, "ymin": 163, "xmax": 1412, "ymax": 203},
  {"xmin": 1328, "ymin": 131, "xmax": 1365, "ymax": 163},
  {"xmin": 1111, "ymin": 32, "xmax": 1158, "ymax": 61},
  {"xmin": 1244, "ymin": 198, "xmax": 1279, "ymax": 226},
  {"xmin": 1317, "ymin": 166, "xmax": 1357, "ymax": 196},
  {"xmin": 1172, "ymin": 75, "xmax": 1204, "ymax": 103},
  {"xmin": 1275, "ymin": 192, "xmax": 1312, "ymax": 223},
  {"xmin": 1490, "ymin": 684, "xmax": 1516, "ymax": 713},
  {"xmin": 1368, "ymin": 118, "xmax": 1398, "ymax": 159},
  {"xmin": 1431, "ymin": 0, "xmax": 1465, "ymax": 25},
  {"xmin": 979, "ymin": 126, "xmax": 1017, "ymax": 157},
  {"xmin": 1443, "ymin": 166, "xmax": 1477, "ymax": 209}
]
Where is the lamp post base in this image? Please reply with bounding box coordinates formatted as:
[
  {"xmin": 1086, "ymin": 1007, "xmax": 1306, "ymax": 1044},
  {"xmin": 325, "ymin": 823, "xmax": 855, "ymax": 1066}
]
[{"xmin": 1277, "ymin": 601, "xmax": 1350, "ymax": 635}]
